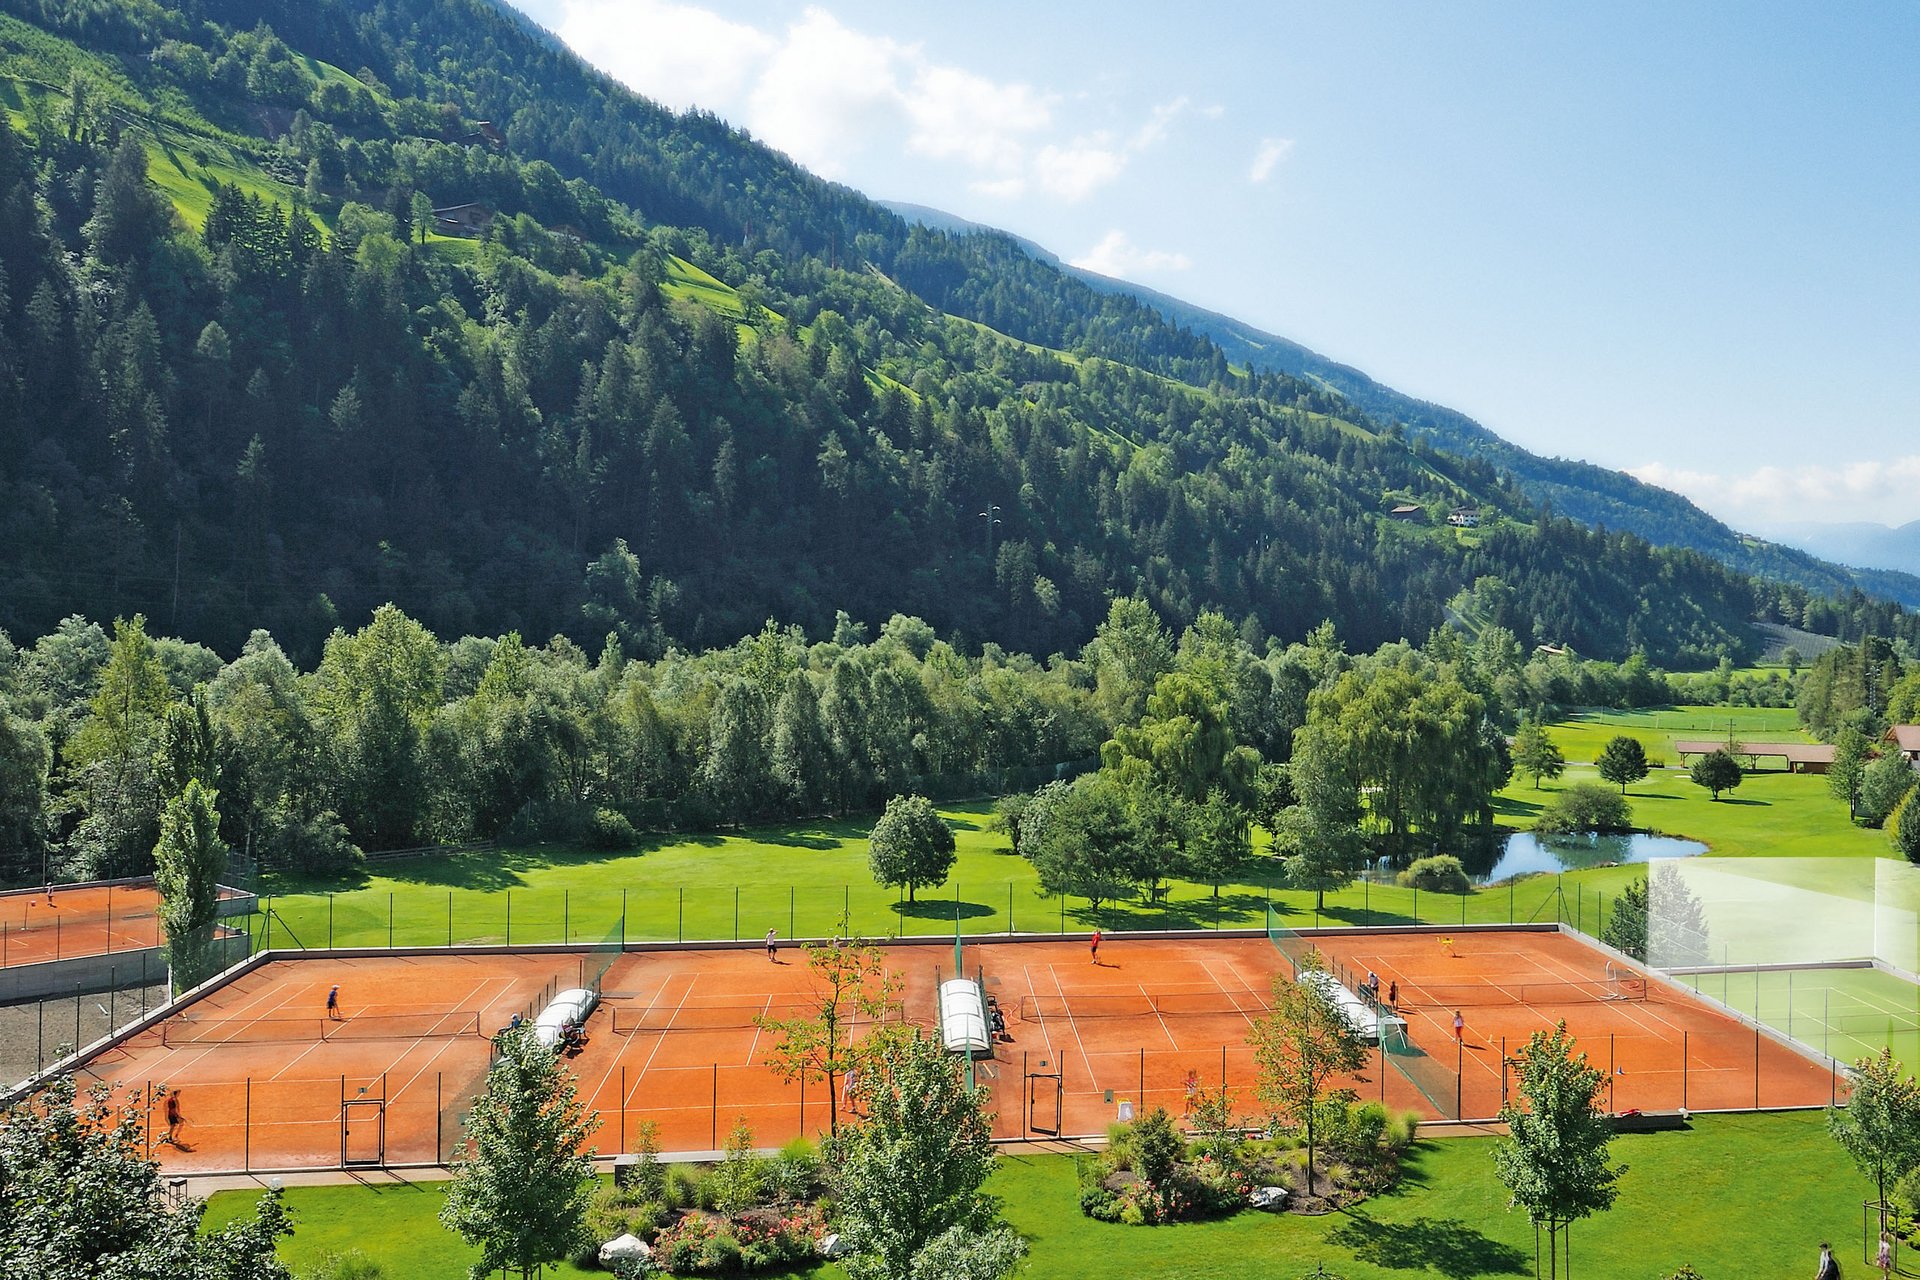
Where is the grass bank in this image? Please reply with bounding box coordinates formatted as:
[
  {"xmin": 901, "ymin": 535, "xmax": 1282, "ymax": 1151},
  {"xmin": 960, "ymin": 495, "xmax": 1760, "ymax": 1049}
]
[{"xmin": 203, "ymin": 1112, "xmax": 1869, "ymax": 1280}]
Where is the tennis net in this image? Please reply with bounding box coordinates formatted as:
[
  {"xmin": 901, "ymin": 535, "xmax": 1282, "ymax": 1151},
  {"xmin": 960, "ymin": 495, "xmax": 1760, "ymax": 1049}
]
[
  {"xmin": 1017, "ymin": 990, "xmax": 1273, "ymax": 1022},
  {"xmin": 1396, "ymin": 975, "xmax": 1648, "ymax": 1010},
  {"xmin": 609, "ymin": 1002, "xmax": 903, "ymax": 1034},
  {"xmin": 162, "ymin": 1011, "xmax": 484, "ymax": 1046}
]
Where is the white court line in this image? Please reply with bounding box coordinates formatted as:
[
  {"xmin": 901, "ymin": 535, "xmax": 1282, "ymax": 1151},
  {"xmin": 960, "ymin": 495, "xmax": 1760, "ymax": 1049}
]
[
  {"xmin": 588, "ymin": 972, "xmax": 673, "ymax": 1108},
  {"xmin": 744, "ymin": 994, "xmax": 772, "ymax": 1067},
  {"xmin": 1137, "ymin": 983, "xmax": 1179, "ymax": 1050},
  {"xmin": 379, "ymin": 976, "xmax": 503, "ymax": 1104},
  {"xmin": 1045, "ymin": 964, "xmax": 1097, "ymax": 1087},
  {"xmin": 628, "ymin": 974, "xmax": 699, "ymax": 1101},
  {"xmin": 1020, "ymin": 963, "xmax": 1058, "ymax": 1066}
]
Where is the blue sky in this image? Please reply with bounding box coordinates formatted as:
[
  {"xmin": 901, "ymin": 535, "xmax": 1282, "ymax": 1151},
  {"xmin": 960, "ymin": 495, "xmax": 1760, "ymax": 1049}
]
[{"xmin": 509, "ymin": 0, "xmax": 1919, "ymax": 529}]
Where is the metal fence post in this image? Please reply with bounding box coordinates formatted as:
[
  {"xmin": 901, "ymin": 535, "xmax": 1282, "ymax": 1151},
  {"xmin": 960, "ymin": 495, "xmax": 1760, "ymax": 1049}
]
[{"xmin": 328, "ymin": 895, "xmax": 334, "ymax": 949}]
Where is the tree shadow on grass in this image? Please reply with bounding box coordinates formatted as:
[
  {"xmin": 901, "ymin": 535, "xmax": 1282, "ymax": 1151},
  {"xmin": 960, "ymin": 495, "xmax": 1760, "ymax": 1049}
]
[
  {"xmin": 1326, "ymin": 1212, "xmax": 1529, "ymax": 1278},
  {"xmin": 892, "ymin": 898, "xmax": 998, "ymax": 922}
]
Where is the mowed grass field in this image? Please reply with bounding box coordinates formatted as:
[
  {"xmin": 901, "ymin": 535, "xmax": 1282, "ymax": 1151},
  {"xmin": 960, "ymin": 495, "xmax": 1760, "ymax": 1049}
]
[
  {"xmin": 201, "ymin": 1113, "xmax": 1871, "ymax": 1280},
  {"xmin": 246, "ymin": 706, "xmax": 1882, "ymax": 953},
  {"xmin": 1544, "ymin": 704, "xmax": 1806, "ymax": 766}
]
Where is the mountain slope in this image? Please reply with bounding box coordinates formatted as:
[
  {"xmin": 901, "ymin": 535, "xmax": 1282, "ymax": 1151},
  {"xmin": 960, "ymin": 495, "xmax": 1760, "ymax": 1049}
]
[
  {"xmin": 0, "ymin": 0, "xmax": 1913, "ymax": 672},
  {"xmin": 880, "ymin": 203, "xmax": 1920, "ymax": 610}
]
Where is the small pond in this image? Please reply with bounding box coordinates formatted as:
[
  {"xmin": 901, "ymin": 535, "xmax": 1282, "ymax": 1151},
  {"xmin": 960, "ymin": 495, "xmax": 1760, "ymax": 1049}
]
[
  {"xmin": 1473, "ymin": 831, "xmax": 1707, "ymax": 884},
  {"xmin": 1366, "ymin": 831, "xmax": 1708, "ymax": 886}
]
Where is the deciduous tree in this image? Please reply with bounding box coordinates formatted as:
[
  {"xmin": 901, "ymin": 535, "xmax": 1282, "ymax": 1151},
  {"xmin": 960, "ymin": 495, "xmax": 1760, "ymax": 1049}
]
[
  {"xmin": 1511, "ymin": 719, "xmax": 1565, "ymax": 790},
  {"xmin": 1829, "ymin": 1047, "xmax": 1920, "ymax": 1226},
  {"xmin": 441, "ymin": 1025, "xmax": 600, "ymax": 1280},
  {"xmin": 757, "ymin": 932, "xmax": 903, "ymax": 1135},
  {"xmin": 0, "ymin": 1075, "xmax": 291, "ymax": 1280},
  {"xmin": 1687, "ymin": 749, "xmax": 1742, "ymax": 801},
  {"xmin": 153, "ymin": 779, "xmax": 227, "ymax": 991},
  {"xmin": 826, "ymin": 1030, "xmax": 1021, "ymax": 1280},
  {"xmin": 1247, "ymin": 955, "xmax": 1369, "ymax": 1188},
  {"xmin": 868, "ymin": 794, "xmax": 956, "ymax": 904},
  {"xmin": 1494, "ymin": 1023, "xmax": 1625, "ymax": 1279},
  {"xmin": 1595, "ymin": 735, "xmax": 1650, "ymax": 794}
]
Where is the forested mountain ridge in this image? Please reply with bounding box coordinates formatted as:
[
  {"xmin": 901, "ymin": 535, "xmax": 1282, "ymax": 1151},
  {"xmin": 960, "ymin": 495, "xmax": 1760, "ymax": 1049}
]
[
  {"xmin": 0, "ymin": 0, "xmax": 1911, "ymax": 676},
  {"xmin": 881, "ymin": 203, "xmax": 1920, "ymax": 611}
]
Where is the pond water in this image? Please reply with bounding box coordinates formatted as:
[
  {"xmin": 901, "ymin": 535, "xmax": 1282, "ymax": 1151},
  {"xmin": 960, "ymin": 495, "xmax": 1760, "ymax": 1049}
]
[{"xmin": 1471, "ymin": 831, "xmax": 1707, "ymax": 884}]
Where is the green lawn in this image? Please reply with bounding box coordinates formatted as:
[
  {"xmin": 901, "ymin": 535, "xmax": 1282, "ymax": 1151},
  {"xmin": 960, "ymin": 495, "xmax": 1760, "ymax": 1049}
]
[
  {"xmin": 1542, "ymin": 705, "xmax": 1806, "ymax": 766},
  {"xmin": 203, "ymin": 1112, "xmax": 1872, "ymax": 1279},
  {"xmin": 249, "ymin": 798, "xmax": 1629, "ymax": 955}
]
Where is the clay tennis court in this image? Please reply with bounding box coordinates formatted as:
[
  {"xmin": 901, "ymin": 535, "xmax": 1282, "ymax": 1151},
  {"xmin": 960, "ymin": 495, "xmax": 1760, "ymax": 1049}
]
[
  {"xmin": 71, "ymin": 952, "xmax": 576, "ymax": 1173},
  {"xmin": 47, "ymin": 929, "xmax": 1845, "ymax": 1173},
  {"xmin": 568, "ymin": 946, "xmax": 931, "ymax": 1153},
  {"xmin": 1307, "ymin": 929, "xmax": 1843, "ymax": 1118},
  {"xmin": 0, "ymin": 880, "xmax": 246, "ymax": 967}
]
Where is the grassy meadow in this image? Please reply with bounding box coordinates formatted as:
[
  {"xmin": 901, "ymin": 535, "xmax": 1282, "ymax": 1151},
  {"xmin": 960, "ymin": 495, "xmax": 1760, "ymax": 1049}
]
[{"xmin": 201, "ymin": 1112, "xmax": 1871, "ymax": 1280}]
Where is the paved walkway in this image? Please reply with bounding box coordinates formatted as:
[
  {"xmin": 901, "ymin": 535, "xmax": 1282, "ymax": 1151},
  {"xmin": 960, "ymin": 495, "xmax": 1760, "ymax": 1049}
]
[{"xmin": 179, "ymin": 1124, "xmax": 1512, "ymax": 1198}]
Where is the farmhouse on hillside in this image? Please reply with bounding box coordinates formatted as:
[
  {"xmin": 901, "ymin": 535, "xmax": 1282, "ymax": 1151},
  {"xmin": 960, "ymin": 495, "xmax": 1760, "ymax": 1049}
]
[{"xmin": 1886, "ymin": 725, "xmax": 1920, "ymax": 768}]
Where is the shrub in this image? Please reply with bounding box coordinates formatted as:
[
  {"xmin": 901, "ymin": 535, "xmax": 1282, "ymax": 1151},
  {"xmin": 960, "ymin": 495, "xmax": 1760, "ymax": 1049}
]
[
  {"xmin": 767, "ymin": 1136, "xmax": 820, "ymax": 1203},
  {"xmin": 1132, "ymin": 1107, "xmax": 1186, "ymax": 1192},
  {"xmin": 304, "ymin": 1252, "xmax": 384, "ymax": 1280},
  {"xmin": 627, "ymin": 1119, "xmax": 666, "ymax": 1201},
  {"xmin": 1891, "ymin": 787, "xmax": 1920, "ymax": 864},
  {"xmin": 665, "ymin": 1164, "xmax": 702, "ymax": 1209},
  {"xmin": 707, "ymin": 1117, "xmax": 765, "ymax": 1214},
  {"xmin": 588, "ymin": 806, "xmax": 640, "ymax": 849},
  {"xmin": 1536, "ymin": 781, "xmax": 1633, "ymax": 833},
  {"xmin": 1396, "ymin": 856, "xmax": 1470, "ymax": 893},
  {"xmin": 1860, "ymin": 754, "xmax": 1917, "ymax": 827}
]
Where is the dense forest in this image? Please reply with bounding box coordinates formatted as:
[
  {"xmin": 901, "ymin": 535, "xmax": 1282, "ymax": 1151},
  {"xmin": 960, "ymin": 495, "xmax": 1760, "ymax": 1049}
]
[
  {"xmin": 0, "ymin": 592, "xmax": 1825, "ymax": 890},
  {"xmin": 0, "ymin": 0, "xmax": 1913, "ymax": 676}
]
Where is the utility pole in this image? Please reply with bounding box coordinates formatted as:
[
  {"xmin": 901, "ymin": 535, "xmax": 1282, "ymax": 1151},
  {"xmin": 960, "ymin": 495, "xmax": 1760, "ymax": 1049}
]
[{"xmin": 979, "ymin": 504, "xmax": 1002, "ymax": 564}]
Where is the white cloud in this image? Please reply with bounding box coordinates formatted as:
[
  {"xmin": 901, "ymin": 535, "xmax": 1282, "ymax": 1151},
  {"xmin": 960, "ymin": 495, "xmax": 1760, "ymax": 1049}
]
[
  {"xmin": 904, "ymin": 65, "xmax": 1053, "ymax": 173},
  {"xmin": 1036, "ymin": 140, "xmax": 1128, "ymax": 202},
  {"xmin": 1249, "ymin": 136, "xmax": 1295, "ymax": 183},
  {"xmin": 1629, "ymin": 456, "xmax": 1920, "ymax": 526},
  {"xmin": 1069, "ymin": 229, "xmax": 1193, "ymax": 278},
  {"xmin": 744, "ymin": 8, "xmax": 907, "ymax": 177},
  {"xmin": 551, "ymin": 0, "xmax": 774, "ymax": 114},
  {"xmin": 532, "ymin": 1, "xmax": 1209, "ymax": 204},
  {"xmin": 1129, "ymin": 96, "xmax": 1191, "ymax": 151}
]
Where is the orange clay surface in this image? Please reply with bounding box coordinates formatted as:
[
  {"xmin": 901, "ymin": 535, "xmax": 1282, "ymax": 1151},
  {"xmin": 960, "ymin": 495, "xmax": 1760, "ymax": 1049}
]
[
  {"xmin": 1308, "ymin": 929, "xmax": 1841, "ymax": 1118},
  {"xmin": 0, "ymin": 881, "xmax": 242, "ymax": 968},
  {"xmin": 64, "ymin": 931, "xmax": 1842, "ymax": 1173},
  {"xmin": 75, "ymin": 952, "xmax": 577, "ymax": 1172}
]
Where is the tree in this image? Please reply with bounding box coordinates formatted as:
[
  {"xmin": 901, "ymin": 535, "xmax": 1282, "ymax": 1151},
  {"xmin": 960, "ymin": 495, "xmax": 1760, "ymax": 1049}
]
[
  {"xmin": 66, "ymin": 616, "xmax": 174, "ymax": 878},
  {"xmin": 1494, "ymin": 1023, "xmax": 1625, "ymax": 1279},
  {"xmin": 1687, "ymin": 749, "xmax": 1742, "ymax": 801},
  {"xmin": 1594, "ymin": 735, "xmax": 1649, "ymax": 794},
  {"xmin": 1829, "ymin": 1048, "xmax": 1920, "ymax": 1228},
  {"xmin": 1269, "ymin": 803, "xmax": 1366, "ymax": 910},
  {"xmin": 757, "ymin": 932, "xmax": 903, "ymax": 1135},
  {"xmin": 1894, "ymin": 788, "xmax": 1920, "ymax": 864},
  {"xmin": 1646, "ymin": 862, "xmax": 1711, "ymax": 966},
  {"xmin": 1027, "ymin": 775, "xmax": 1140, "ymax": 914},
  {"xmin": 1511, "ymin": 720, "xmax": 1565, "ymax": 790},
  {"xmin": 1599, "ymin": 873, "xmax": 1649, "ymax": 961},
  {"xmin": 153, "ymin": 779, "xmax": 228, "ymax": 992},
  {"xmin": 826, "ymin": 1030, "xmax": 1022, "ymax": 1280},
  {"xmin": 1246, "ymin": 956, "xmax": 1369, "ymax": 1190},
  {"xmin": 1858, "ymin": 752, "xmax": 1917, "ymax": 828},
  {"xmin": 309, "ymin": 604, "xmax": 444, "ymax": 850},
  {"xmin": 0, "ymin": 702, "xmax": 50, "ymax": 883},
  {"xmin": 0, "ymin": 1075, "xmax": 291, "ymax": 1279},
  {"xmin": 1100, "ymin": 670, "xmax": 1259, "ymax": 806},
  {"xmin": 441, "ymin": 1025, "xmax": 600, "ymax": 1280},
  {"xmin": 1535, "ymin": 781, "xmax": 1632, "ymax": 834},
  {"xmin": 1829, "ymin": 725, "xmax": 1873, "ymax": 813},
  {"xmin": 868, "ymin": 794, "xmax": 956, "ymax": 904}
]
